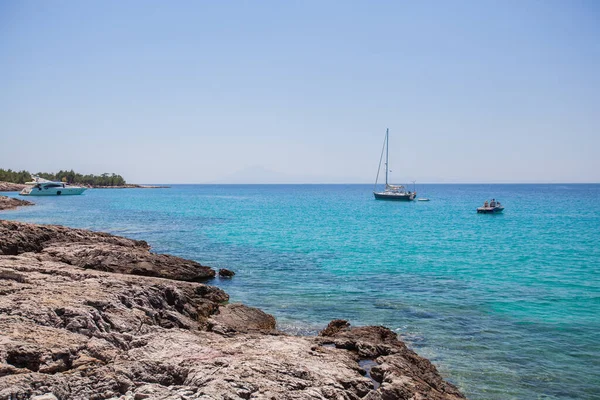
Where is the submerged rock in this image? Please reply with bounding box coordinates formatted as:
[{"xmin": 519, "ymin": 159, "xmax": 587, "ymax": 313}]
[
  {"xmin": 218, "ymin": 268, "xmax": 235, "ymax": 278},
  {"xmin": 0, "ymin": 221, "xmax": 466, "ymax": 399}
]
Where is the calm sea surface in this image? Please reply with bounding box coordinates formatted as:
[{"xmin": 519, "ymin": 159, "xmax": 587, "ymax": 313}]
[{"xmin": 3, "ymin": 184, "xmax": 599, "ymax": 399}]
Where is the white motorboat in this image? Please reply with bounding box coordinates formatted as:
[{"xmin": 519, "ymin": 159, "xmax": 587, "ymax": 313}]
[{"xmin": 20, "ymin": 177, "xmax": 87, "ymax": 196}]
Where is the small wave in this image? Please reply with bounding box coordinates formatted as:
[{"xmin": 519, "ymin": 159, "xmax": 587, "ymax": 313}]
[{"xmin": 276, "ymin": 322, "xmax": 322, "ymax": 336}]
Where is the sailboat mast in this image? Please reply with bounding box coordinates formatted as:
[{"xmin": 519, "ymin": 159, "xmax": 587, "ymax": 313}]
[{"xmin": 385, "ymin": 128, "xmax": 389, "ymax": 186}]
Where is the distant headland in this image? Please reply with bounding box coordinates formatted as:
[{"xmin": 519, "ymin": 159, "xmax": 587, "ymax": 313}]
[{"xmin": 0, "ymin": 169, "xmax": 169, "ymax": 190}]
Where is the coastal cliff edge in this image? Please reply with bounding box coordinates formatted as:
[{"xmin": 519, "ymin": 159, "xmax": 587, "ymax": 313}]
[{"xmin": 0, "ymin": 219, "xmax": 466, "ymax": 400}]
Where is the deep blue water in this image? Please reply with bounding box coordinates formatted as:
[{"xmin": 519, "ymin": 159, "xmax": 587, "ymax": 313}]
[{"xmin": 2, "ymin": 184, "xmax": 599, "ymax": 399}]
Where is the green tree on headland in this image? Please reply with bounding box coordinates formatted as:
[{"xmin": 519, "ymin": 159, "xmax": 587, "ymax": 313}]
[
  {"xmin": 0, "ymin": 169, "xmax": 31, "ymax": 184},
  {"xmin": 0, "ymin": 168, "xmax": 126, "ymax": 186}
]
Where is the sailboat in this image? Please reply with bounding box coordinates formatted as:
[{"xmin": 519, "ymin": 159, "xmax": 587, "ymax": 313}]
[{"xmin": 373, "ymin": 129, "xmax": 416, "ymax": 201}]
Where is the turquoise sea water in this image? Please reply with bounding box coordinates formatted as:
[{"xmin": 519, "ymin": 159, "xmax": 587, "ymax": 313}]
[{"xmin": 3, "ymin": 184, "xmax": 599, "ymax": 399}]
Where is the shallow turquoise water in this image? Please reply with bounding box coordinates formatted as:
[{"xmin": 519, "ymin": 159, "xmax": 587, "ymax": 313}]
[{"xmin": 3, "ymin": 184, "xmax": 599, "ymax": 399}]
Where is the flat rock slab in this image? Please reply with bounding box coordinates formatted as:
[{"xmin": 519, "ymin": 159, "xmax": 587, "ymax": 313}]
[
  {"xmin": 208, "ymin": 303, "xmax": 276, "ymax": 334},
  {"xmin": 0, "ymin": 220, "xmax": 215, "ymax": 281}
]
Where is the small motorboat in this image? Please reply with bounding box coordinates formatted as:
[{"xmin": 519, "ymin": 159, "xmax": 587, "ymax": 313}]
[
  {"xmin": 477, "ymin": 199, "xmax": 504, "ymax": 214},
  {"xmin": 417, "ymin": 198, "xmax": 430, "ymax": 201}
]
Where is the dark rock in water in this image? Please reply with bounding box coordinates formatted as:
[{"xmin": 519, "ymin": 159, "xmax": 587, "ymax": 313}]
[
  {"xmin": 0, "ymin": 195, "xmax": 33, "ymax": 211},
  {"xmin": 218, "ymin": 268, "xmax": 235, "ymax": 278},
  {"xmin": 0, "ymin": 221, "xmax": 466, "ymax": 399}
]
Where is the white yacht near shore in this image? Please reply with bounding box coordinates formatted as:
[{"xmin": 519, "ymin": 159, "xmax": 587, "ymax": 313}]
[{"xmin": 19, "ymin": 177, "xmax": 87, "ymax": 196}]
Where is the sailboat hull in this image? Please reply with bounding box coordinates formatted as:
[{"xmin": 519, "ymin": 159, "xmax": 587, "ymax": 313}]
[{"xmin": 373, "ymin": 192, "xmax": 416, "ymax": 201}]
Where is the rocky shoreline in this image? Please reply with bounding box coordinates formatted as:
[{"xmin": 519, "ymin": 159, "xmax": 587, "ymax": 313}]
[
  {"xmin": 0, "ymin": 196, "xmax": 34, "ymax": 211},
  {"xmin": 0, "ymin": 219, "xmax": 466, "ymax": 400},
  {"xmin": 0, "ymin": 182, "xmax": 27, "ymax": 192}
]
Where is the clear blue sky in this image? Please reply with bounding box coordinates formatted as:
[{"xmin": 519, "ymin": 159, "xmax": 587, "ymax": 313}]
[{"xmin": 1, "ymin": 1, "xmax": 598, "ymax": 183}]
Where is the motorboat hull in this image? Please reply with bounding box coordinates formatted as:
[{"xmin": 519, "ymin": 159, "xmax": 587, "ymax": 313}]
[
  {"xmin": 20, "ymin": 187, "xmax": 87, "ymax": 196},
  {"xmin": 477, "ymin": 206, "xmax": 504, "ymax": 214},
  {"xmin": 373, "ymin": 191, "xmax": 416, "ymax": 201}
]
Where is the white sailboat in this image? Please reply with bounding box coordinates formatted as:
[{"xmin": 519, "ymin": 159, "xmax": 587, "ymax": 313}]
[{"xmin": 373, "ymin": 129, "xmax": 416, "ymax": 201}]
